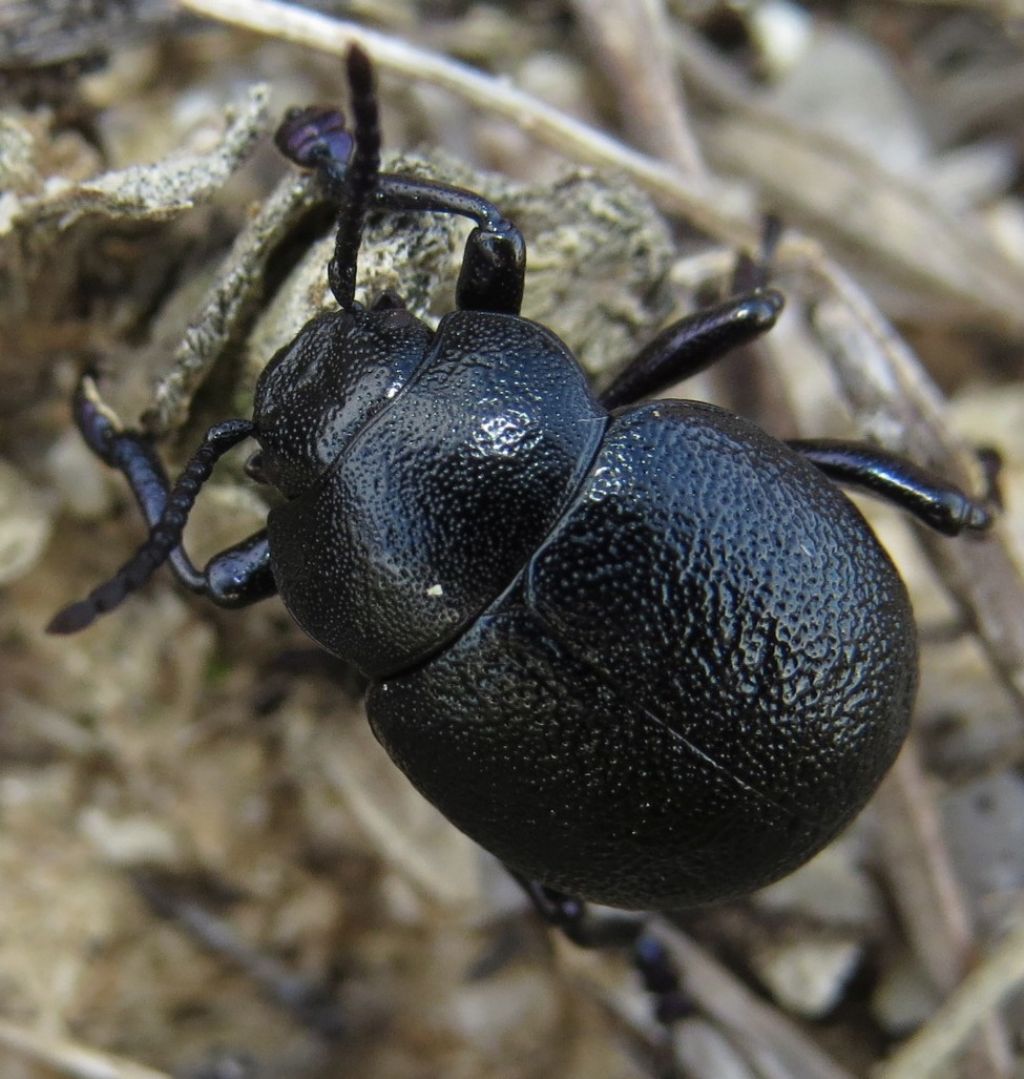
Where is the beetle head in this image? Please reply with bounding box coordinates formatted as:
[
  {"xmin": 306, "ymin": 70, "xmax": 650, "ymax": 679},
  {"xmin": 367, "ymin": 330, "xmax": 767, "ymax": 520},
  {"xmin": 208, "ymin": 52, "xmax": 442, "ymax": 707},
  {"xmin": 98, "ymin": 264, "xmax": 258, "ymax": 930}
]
[
  {"xmin": 250, "ymin": 303, "xmax": 432, "ymax": 498},
  {"xmin": 251, "ymin": 46, "xmax": 428, "ymax": 499}
]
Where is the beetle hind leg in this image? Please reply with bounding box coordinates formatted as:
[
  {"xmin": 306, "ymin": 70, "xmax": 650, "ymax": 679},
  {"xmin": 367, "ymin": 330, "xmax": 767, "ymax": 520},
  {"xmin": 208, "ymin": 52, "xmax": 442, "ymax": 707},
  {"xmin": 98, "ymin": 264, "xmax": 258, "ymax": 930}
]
[
  {"xmin": 514, "ymin": 874, "xmax": 690, "ymax": 1027},
  {"xmin": 790, "ymin": 439, "xmax": 995, "ymax": 536}
]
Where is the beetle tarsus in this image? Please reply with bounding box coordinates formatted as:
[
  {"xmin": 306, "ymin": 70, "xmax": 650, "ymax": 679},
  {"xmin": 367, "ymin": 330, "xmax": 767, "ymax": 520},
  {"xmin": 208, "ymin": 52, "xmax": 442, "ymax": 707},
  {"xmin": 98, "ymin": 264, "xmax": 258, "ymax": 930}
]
[{"xmin": 514, "ymin": 874, "xmax": 690, "ymax": 1029}]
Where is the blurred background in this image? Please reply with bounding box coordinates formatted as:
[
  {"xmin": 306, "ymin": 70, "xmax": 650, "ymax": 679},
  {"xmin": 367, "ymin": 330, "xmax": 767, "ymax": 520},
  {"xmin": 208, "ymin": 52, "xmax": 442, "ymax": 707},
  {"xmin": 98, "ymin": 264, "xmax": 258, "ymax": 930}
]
[{"xmin": 1, "ymin": 2, "xmax": 1023, "ymax": 1077}]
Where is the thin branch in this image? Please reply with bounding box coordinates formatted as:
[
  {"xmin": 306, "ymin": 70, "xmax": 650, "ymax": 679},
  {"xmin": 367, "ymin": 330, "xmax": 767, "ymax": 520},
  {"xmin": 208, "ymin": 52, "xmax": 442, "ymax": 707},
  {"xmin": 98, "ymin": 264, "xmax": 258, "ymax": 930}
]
[
  {"xmin": 569, "ymin": 0, "xmax": 707, "ymax": 177},
  {"xmin": 567, "ymin": 920, "xmax": 856, "ymax": 1079},
  {"xmin": 891, "ymin": 0, "xmax": 1024, "ymax": 24},
  {"xmin": 876, "ymin": 746, "xmax": 974, "ymax": 993},
  {"xmin": 0, "ymin": 1018, "xmax": 172, "ymax": 1079},
  {"xmin": 875, "ymin": 917, "xmax": 1024, "ymax": 1079},
  {"xmin": 178, "ymin": 0, "xmax": 755, "ymax": 247},
  {"xmin": 650, "ymin": 922, "xmax": 857, "ymax": 1079},
  {"xmin": 875, "ymin": 744, "xmax": 1014, "ymax": 1078},
  {"xmin": 672, "ymin": 23, "xmax": 1024, "ymax": 337},
  {"xmin": 134, "ymin": 872, "xmax": 345, "ymax": 1038}
]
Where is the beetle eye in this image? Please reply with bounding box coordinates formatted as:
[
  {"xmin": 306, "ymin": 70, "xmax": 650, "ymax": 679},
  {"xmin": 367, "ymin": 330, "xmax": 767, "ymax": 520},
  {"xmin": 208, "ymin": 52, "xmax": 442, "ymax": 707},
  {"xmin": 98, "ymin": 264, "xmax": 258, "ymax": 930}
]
[{"xmin": 244, "ymin": 451, "xmax": 269, "ymax": 484}]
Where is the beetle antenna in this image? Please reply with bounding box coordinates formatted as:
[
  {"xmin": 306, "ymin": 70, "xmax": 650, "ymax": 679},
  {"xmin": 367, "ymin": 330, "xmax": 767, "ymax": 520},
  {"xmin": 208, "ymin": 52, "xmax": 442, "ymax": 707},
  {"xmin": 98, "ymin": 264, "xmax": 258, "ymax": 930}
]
[
  {"xmin": 47, "ymin": 419, "xmax": 254, "ymax": 635},
  {"xmin": 328, "ymin": 45, "xmax": 381, "ymax": 311}
]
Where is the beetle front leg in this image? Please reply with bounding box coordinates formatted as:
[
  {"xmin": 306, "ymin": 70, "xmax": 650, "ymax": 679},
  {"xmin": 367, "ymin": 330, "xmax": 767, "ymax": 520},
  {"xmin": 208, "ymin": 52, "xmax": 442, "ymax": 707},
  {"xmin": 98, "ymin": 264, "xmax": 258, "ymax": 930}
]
[
  {"xmin": 375, "ymin": 175, "xmax": 526, "ymax": 315},
  {"xmin": 64, "ymin": 377, "xmax": 276, "ymax": 609},
  {"xmin": 789, "ymin": 439, "xmax": 994, "ymax": 536},
  {"xmin": 514, "ymin": 875, "xmax": 690, "ymax": 1027},
  {"xmin": 199, "ymin": 531, "xmax": 276, "ymax": 608},
  {"xmin": 275, "ymin": 105, "xmax": 526, "ymax": 315}
]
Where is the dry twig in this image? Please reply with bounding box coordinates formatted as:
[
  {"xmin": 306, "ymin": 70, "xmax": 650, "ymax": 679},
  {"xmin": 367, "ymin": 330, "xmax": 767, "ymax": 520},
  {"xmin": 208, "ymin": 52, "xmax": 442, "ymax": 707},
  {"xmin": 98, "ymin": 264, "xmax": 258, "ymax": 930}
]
[
  {"xmin": 876, "ymin": 746, "xmax": 1014, "ymax": 1078},
  {"xmin": 0, "ymin": 1017, "xmax": 172, "ymax": 1079},
  {"xmin": 875, "ymin": 916, "xmax": 1024, "ymax": 1079},
  {"xmin": 178, "ymin": 0, "xmax": 754, "ymax": 244},
  {"xmin": 652, "ymin": 923, "xmax": 857, "ymax": 1079},
  {"xmin": 569, "ymin": 0, "xmax": 707, "ymax": 177},
  {"xmin": 672, "ymin": 23, "xmax": 1024, "ymax": 336}
]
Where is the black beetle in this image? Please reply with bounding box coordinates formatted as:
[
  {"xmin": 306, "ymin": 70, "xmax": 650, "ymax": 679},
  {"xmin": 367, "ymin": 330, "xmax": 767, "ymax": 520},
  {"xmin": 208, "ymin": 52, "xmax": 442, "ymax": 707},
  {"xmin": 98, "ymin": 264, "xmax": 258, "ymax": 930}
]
[{"xmin": 51, "ymin": 48, "xmax": 991, "ymax": 934}]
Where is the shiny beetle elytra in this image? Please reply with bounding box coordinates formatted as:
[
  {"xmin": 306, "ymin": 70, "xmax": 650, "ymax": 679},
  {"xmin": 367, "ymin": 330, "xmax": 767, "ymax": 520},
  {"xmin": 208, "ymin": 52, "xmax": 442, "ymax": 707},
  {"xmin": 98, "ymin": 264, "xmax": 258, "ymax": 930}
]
[{"xmin": 49, "ymin": 45, "xmax": 992, "ymax": 1016}]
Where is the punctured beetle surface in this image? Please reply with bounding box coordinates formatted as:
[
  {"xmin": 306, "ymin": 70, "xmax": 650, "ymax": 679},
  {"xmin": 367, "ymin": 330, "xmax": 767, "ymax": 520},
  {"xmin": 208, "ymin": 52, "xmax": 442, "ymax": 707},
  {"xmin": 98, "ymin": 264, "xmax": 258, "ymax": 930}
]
[{"xmin": 49, "ymin": 46, "xmax": 992, "ymax": 917}]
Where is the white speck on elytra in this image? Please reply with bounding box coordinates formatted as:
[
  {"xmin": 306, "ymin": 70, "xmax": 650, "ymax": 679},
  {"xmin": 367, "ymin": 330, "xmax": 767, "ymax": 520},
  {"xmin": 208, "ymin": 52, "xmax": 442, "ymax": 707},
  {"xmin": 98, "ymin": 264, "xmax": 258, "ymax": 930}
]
[{"xmin": 426, "ymin": 583, "xmax": 444, "ymax": 597}]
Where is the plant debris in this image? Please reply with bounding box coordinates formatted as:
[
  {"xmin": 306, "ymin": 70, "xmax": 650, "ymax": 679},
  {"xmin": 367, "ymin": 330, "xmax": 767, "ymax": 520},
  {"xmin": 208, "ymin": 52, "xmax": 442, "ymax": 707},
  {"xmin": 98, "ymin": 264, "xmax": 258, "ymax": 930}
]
[{"xmin": 2, "ymin": 4, "xmax": 1023, "ymax": 1078}]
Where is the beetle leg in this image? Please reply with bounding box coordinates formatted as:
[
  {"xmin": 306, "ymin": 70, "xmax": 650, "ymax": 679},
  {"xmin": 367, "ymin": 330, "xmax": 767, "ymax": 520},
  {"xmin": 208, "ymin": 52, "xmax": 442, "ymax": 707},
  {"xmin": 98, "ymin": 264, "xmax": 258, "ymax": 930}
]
[
  {"xmin": 277, "ymin": 98, "xmax": 525, "ymax": 316},
  {"xmin": 71, "ymin": 378, "xmax": 277, "ymax": 607},
  {"xmin": 275, "ymin": 50, "xmax": 525, "ymax": 317},
  {"xmin": 452, "ymin": 215, "xmax": 525, "ymax": 315},
  {"xmin": 348, "ymin": 173, "xmax": 526, "ymax": 312},
  {"xmin": 514, "ymin": 875, "xmax": 690, "ymax": 1026},
  {"xmin": 789, "ymin": 439, "xmax": 994, "ymax": 536},
  {"xmin": 373, "ymin": 174, "xmax": 526, "ymax": 314},
  {"xmin": 600, "ymin": 289, "xmax": 785, "ymax": 409},
  {"xmin": 47, "ymin": 379, "xmax": 270, "ymax": 634},
  {"xmin": 601, "ymin": 214, "xmax": 784, "ymax": 409},
  {"xmin": 199, "ymin": 531, "xmax": 277, "ymax": 608},
  {"xmin": 729, "ymin": 213, "xmax": 783, "ymax": 293}
]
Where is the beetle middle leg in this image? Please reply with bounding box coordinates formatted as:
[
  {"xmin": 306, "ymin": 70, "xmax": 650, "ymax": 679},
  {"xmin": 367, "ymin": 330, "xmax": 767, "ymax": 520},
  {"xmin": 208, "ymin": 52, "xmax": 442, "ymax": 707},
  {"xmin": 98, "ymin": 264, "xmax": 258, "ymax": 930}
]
[
  {"xmin": 600, "ymin": 213, "xmax": 787, "ymax": 410},
  {"xmin": 599, "ymin": 289, "xmax": 785, "ymax": 409},
  {"xmin": 513, "ymin": 875, "xmax": 690, "ymax": 1027}
]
